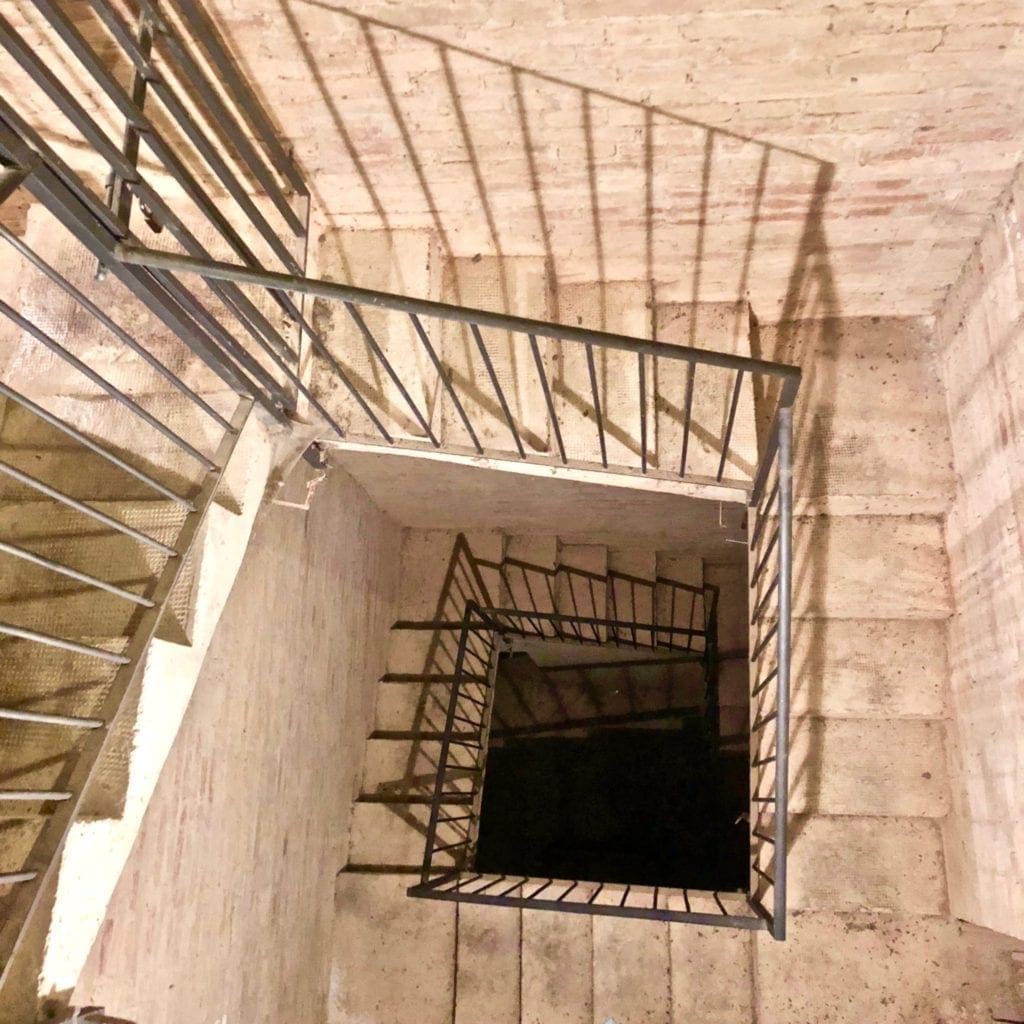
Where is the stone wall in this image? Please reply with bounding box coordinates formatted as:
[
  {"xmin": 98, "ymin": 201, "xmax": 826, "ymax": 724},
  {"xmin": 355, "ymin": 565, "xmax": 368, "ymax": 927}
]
[
  {"xmin": 199, "ymin": 0, "xmax": 1024, "ymax": 319},
  {"xmin": 935, "ymin": 162, "xmax": 1024, "ymax": 941},
  {"xmin": 71, "ymin": 464, "xmax": 403, "ymax": 1022}
]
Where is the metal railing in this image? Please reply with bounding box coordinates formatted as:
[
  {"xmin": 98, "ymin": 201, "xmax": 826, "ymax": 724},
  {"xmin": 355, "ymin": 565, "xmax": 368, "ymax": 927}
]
[
  {"xmin": 0, "ymin": 0, "xmax": 310, "ymax": 994},
  {"xmin": 1, "ymin": 0, "xmax": 799, "ymax": 954},
  {"xmin": 491, "ymin": 556, "xmax": 714, "ymax": 655},
  {"xmin": 407, "ymin": 600, "xmax": 764, "ymax": 930},
  {"xmin": 113, "ymin": 245, "xmax": 798, "ymax": 496},
  {"xmin": 747, "ymin": 404, "xmax": 794, "ymax": 939},
  {"xmin": 113, "ymin": 251, "xmax": 798, "ymax": 940},
  {"xmin": 0, "ymin": 0, "xmax": 309, "ymax": 424}
]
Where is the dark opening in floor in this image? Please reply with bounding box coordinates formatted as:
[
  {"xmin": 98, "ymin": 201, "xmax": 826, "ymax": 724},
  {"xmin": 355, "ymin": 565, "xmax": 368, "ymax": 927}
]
[{"xmin": 474, "ymin": 643, "xmax": 748, "ymax": 891}]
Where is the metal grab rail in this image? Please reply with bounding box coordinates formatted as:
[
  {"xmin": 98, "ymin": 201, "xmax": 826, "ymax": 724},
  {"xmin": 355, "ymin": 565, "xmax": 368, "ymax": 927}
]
[{"xmin": 114, "ymin": 245, "xmax": 799, "ymax": 491}]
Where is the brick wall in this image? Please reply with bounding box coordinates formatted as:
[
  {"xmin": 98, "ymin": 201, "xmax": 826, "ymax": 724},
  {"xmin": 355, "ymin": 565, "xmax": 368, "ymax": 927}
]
[{"xmin": 935, "ymin": 162, "xmax": 1024, "ymax": 941}]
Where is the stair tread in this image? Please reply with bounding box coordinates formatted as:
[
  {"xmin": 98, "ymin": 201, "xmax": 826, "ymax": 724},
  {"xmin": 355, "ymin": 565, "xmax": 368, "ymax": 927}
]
[
  {"xmin": 440, "ymin": 256, "xmax": 552, "ymax": 456},
  {"xmin": 455, "ymin": 902, "xmax": 521, "ymax": 1024},
  {"xmin": 521, "ymin": 908, "xmax": 592, "ymax": 1024},
  {"xmin": 348, "ymin": 800, "xmax": 461, "ymax": 870},
  {"xmin": 593, "ymin": 914, "xmax": 671, "ymax": 1024},
  {"xmin": 554, "ymin": 281, "xmax": 652, "ymax": 472},
  {"xmin": 669, "ymin": 924, "xmax": 754, "ymax": 1024},
  {"xmin": 788, "ymin": 717, "xmax": 949, "ymax": 818},
  {"xmin": 332, "ymin": 872, "xmax": 455, "ymax": 1024},
  {"xmin": 786, "ymin": 815, "xmax": 946, "ymax": 915},
  {"xmin": 310, "ymin": 229, "xmax": 440, "ymax": 441},
  {"xmin": 792, "ymin": 515, "xmax": 951, "ymax": 620},
  {"xmin": 790, "ymin": 618, "xmax": 946, "ymax": 718},
  {"xmin": 754, "ymin": 911, "xmax": 1024, "ymax": 1023}
]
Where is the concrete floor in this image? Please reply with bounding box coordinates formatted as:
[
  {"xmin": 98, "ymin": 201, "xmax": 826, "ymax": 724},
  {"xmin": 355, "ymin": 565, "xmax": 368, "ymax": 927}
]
[{"xmin": 70, "ymin": 467, "xmax": 402, "ymax": 1023}]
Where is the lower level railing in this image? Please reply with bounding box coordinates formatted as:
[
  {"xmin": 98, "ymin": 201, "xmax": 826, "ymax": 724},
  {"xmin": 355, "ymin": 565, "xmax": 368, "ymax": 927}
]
[{"xmin": 409, "ymin": 590, "xmax": 789, "ymax": 935}]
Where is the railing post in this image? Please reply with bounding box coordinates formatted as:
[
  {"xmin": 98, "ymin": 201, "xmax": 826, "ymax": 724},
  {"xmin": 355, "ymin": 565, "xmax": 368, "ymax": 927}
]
[{"xmin": 772, "ymin": 404, "xmax": 793, "ymax": 939}]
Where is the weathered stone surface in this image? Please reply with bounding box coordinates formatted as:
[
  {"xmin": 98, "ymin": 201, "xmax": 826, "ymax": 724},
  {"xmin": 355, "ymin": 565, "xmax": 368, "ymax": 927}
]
[
  {"xmin": 593, "ymin": 915, "xmax": 671, "ymax": 1024},
  {"xmin": 792, "ymin": 514, "xmax": 952, "ymax": 619},
  {"xmin": 788, "ymin": 717, "xmax": 950, "ymax": 817},
  {"xmin": 554, "ymin": 281, "xmax": 653, "ymax": 472},
  {"xmin": 310, "ymin": 229, "xmax": 441, "ymax": 440},
  {"xmin": 455, "ymin": 904, "xmax": 521, "ymax": 1024},
  {"xmin": 331, "ymin": 873, "xmax": 456, "ymax": 1024},
  {"xmin": 670, "ymin": 926, "xmax": 754, "ymax": 1024},
  {"xmin": 440, "ymin": 256, "xmax": 553, "ymax": 456},
  {"xmin": 787, "ymin": 815, "xmax": 947, "ymax": 915},
  {"xmin": 763, "ymin": 316, "xmax": 955, "ymax": 516},
  {"xmin": 789, "ymin": 618, "xmax": 946, "ymax": 718},
  {"xmin": 755, "ymin": 912, "xmax": 1024, "ymax": 1024},
  {"xmin": 521, "ymin": 909, "xmax": 592, "ymax": 1024}
]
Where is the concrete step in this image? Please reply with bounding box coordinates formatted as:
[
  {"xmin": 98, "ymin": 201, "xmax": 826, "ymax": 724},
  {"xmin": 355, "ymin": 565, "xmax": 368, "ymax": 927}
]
[
  {"xmin": 593, "ymin": 915, "xmax": 671, "ymax": 1024},
  {"xmin": 361, "ymin": 737, "xmax": 477, "ymax": 802},
  {"xmin": 491, "ymin": 652, "xmax": 565, "ymax": 732},
  {"xmin": 0, "ymin": 394, "xmax": 218, "ymax": 505},
  {"xmin": 153, "ymin": 531, "xmax": 204, "ymax": 646},
  {"xmin": 554, "ymin": 543, "xmax": 607, "ymax": 628},
  {"xmin": 669, "ymin": 924, "xmax": 754, "ymax": 1024},
  {"xmin": 753, "ymin": 910, "xmax": 1024, "ymax": 1023},
  {"xmin": 789, "ymin": 618, "xmax": 946, "ymax": 719},
  {"xmin": 502, "ymin": 534, "xmax": 558, "ymax": 619},
  {"xmin": 440, "ymin": 256, "xmax": 553, "ymax": 456},
  {"xmin": 395, "ymin": 529, "xmax": 460, "ymax": 621},
  {"xmin": 0, "ymin": 499, "xmax": 184, "ymax": 640},
  {"xmin": 521, "ymin": 908, "xmax": 592, "ymax": 1024},
  {"xmin": 493, "ymin": 659, "xmax": 705, "ymax": 734},
  {"xmin": 762, "ymin": 316, "xmax": 956, "ymax": 516},
  {"xmin": 12, "ymin": 204, "xmax": 236, "ymax": 398},
  {"xmin": 310, "ymin": 229, "xmax": 441, "ymax": 441},
  {"xmin": 375, "ymin": 679, "xmax": 456, "ymax": 733},
  {"xmin": 792, "ymin": 514, "xmax": 951, "ymax": 619},
  {"xmin": 655, "ymin": 551, "xmax": 703, "ymax": 628},
  {"xmin": 607, "ymin": 547, "xmax": 656, "ymax": 647},
  {"xmin": 454, "ymin": 903, "xmax": 521, "ymax": 1024},
  {"xmin": 386, "ymin": 626, "xmax": 467, "ymax": 678},
  {"xmin": 331, "ymin": 872, "xmax": 455, "ymax": 1024},
  {"xmin": 348, "ymin": 800, "xmax": 461, "ymax": 870},
  {"xmin": 653, "ymin": 301, "xmax": 757, "ymax": 483},
  {"xmin": 553, "ymin": 281, "xmax": 653, "ymax": 472},
  {"xmin": 785, "ymin": 815, "xmax": 947, "ymax": 915},
  {"xmin": 788, "ymin": 717, "xmax": 950, "ymax": 818}
]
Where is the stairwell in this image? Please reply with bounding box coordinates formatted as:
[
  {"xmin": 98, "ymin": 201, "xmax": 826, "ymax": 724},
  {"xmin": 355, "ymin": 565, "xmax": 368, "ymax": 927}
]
[{"xmin": 1, "ymin": 4, "xmax": 1023, "ymax": 1020}]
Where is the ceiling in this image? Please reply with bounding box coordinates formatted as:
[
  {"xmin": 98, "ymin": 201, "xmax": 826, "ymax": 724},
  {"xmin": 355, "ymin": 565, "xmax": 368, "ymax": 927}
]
[{"xmin": 205, "ymin": 0, "xmax": 1023, "ymax": 320}]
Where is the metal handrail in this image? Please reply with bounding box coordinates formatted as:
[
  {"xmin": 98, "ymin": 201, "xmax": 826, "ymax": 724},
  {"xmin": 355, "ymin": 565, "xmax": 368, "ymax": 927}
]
[
  {"xmin": 114, "ymin": 246, "xmax": 801, "ymax": 382},
  {"xmin": 114, "ymin": 245, "xmax": 799, "ymax": 494}
]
